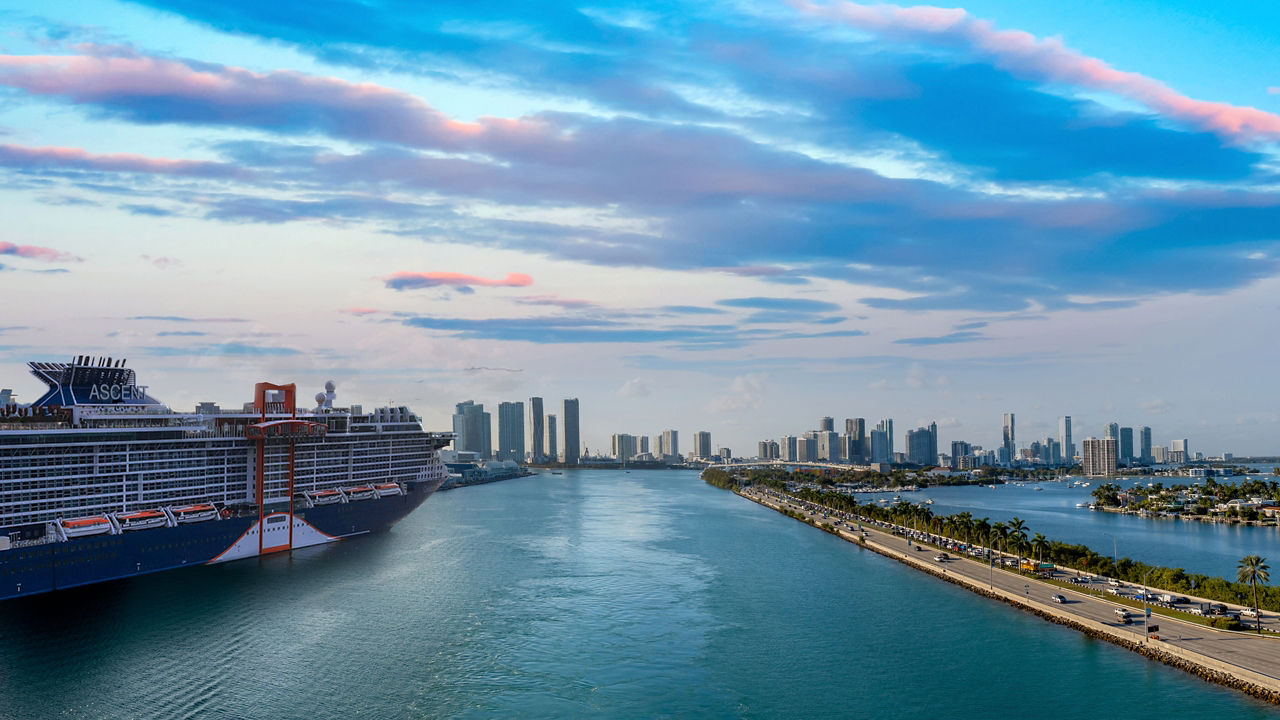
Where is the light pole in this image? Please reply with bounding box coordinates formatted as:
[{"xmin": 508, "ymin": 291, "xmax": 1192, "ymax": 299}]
[
  {"xmin": 1101, "ymin": 531, "xmax": 1118, "ymax": 573},
  {"xmin": 1142, "ymin": 567, "xmax": 1154, "ymax": 643}
]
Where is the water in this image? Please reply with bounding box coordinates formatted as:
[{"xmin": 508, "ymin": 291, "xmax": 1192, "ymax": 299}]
[
  {"xmin": 911, "ymin": 482, "xmax": 1280, "ymax": 578},
  {"xmin": 0, "ymin": 469, "xmax": 1272, "ymax": 718}
]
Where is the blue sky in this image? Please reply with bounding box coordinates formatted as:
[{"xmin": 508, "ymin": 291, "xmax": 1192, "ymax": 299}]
[{"xmin": 1, "ymin": 0, "xmax": 1278, "ymax": 455}]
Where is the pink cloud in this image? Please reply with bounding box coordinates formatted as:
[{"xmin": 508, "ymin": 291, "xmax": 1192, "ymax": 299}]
[
  {"xmin": 793, "ymin": 1, "xmax": 1280, "ymax": 141},
  {"xmin": 0, "ymin": 241, "xmax": 81, "ymax": 262},
  {"xmin": 140, "ymin": 254, "xmax": 180, "ymax": 269},
  {"xmin": 384, "ymin": 271, "xmax": 534, "ymax": 291},
  {"xmin": 0, "ymin": 144, "xmax": 240, "ymax": 177},
  {"xmin": 0, "ymin": 52, "xmax": 551, "ymax": 152},
  {"xmin": 342, "ymin": 307, "xmax": 385, "ymax": 315}
]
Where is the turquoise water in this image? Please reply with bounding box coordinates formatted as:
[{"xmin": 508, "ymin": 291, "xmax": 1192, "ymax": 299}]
[{"xmin": 0, "ymin": 469, "xmax": 1272, "ymax": 718}]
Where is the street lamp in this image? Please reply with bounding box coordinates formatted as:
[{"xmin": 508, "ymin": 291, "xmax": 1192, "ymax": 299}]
[
  {"xmin": 1101, "ymin": 531, "xmax": 1118, "ymax": 572},
  {"xmin": 1142, "ymin": 567, "xmax": 1154, "ymax": 643}
]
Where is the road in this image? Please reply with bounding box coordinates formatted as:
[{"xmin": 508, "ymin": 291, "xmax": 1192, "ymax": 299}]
[{"xmin": 742, "ymin": 487, "xmax": 1280, "ymax": 692}]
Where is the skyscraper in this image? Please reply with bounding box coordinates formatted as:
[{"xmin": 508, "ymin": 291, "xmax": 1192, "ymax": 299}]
[
  {"xmin": 528, "ymin": 397, "xmax": 545, "ymax": 461},
  {"xmin": 547, "ymin": 414, "xmax": 558, "ymax": 462},
  {"xmin": 693, "ymin": 431, "xmax": 712, "ymax": 458},
  {"xmin": 875, "ymin": 419, "xmax": 894, "ymax": 459},
  {"xmin": 905, "ymin": 427, "xmax": 933, "ymax": 465},
  {"xmin": 845, "ymin": 418, "xmax": 866, "ymax": 463},
  {"xmin": 1082, "ymin": 437, "xmax": 1117, "ymax": 477},
  {"xmin": 1058, "ymin": 416, "xmax": 1074, "ymax": 462},
  {"xmin": 1119, "ymin": 427, "xmax": 1134, "ymax": 465},
  {"xmin": 1139, "ymin": 426, "xmax": 1152, "ymax": 464},
  {"xmin": 640, "ymin": 436, "xmax": 650, "ymax": 455},
  {"xmin": 561, "ymin": 398, "xmax": 580, "ymax": 465},
  {"xmin": 780, "ymin": 435, "xmax": 798, "ymax": 462},
  {"xmin": 869, "ymin": 429, "xmax": 890, "ymax": 464},
  {"xmin": 1002, "ymin": 413, "xmax": 1015, "ymax": 462},
  {"xmin": 497, "ymin": 401, "xmax": 525, "ymax": 462},
  {"xmin": 660, "ymin": 429, "xmax": 679, "ymax": 459},
  {"xmin": 950, "ymin": 440, "xmax": 971, "ymax": 469},
  {"xmin": 452, "ymin": 401, "xmax": 492, "ymax": 459},
  {"xmin": 1104, "ymin": 423, "xmax": 1120, "ymax": 465},
  {"xmin": 819, "ymin": 416, "xmax": 834, "ymax": 432},
  {"xmin": 611, "ymin": 433, "xmax": 637, "ymax": 461}
]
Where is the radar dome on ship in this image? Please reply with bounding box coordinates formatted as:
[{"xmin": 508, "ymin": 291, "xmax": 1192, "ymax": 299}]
[{"xmin": 325, "ymin": 380, "xmax": 336, "ymax": 392}]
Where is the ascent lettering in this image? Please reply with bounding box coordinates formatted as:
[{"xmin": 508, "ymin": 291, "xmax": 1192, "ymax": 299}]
[{"xmin": 86, "ymin": 384, "xmax": 146, "ymax": 402}]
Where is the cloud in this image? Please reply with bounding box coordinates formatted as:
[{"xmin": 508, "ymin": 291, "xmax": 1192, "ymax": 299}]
[
  {"xmin": 121, "ymin": 203, "xmax": 175, "ymax": 217},
  {"xmin": 894, "ymin": 330, "xmax": 988, "ymax": 345},
  {"xmin": 342, "ymin": 307, "xmax": 384, "ymax": 316},
  {"xmin": 617, "ymin": 377, "xmax": 653, "ymax": 397},
  {"xmin": 141, "ymin": 255, "xmax": 180, "ymax": 269},
  {"xmin": 795, "ymin": 1, "xmax": 1280, "ymax": 141},
  {"xmin": 130, "ymin": 315, "xmax": 250, "ymax": 323},
  {"xmin": 384, "ymin": 271, "xmax": 533, "ymax": 291},
  {"xmin": 660, "ymin": 305, "xmax": 727, "ymax": 315},
  {"xmin": 156, "ymin": 331, "xmax": 206, "ymax": 337},
  {"xmin": 716, "ymin": 297, "xmax": 841, "ymax": 312},
  {"xmin": 0, "ymin": 241, "xmax": 81, "ymax": 262},
  {"xmin": 513, "ymin": 295, "xmax": 598, "ymax": 309},
  {"xmin": 708, "ymin": 373, "xmax": 767, "ymax": 412},
  {"xmin": 1141, "ymin": 400, "xmax": 1172, "ymax": 415},
  {"xmin": 0, "ymin": 143, "xmax": 242, "ymax": 178},
  {"xmin": 144, "ymin": 342, "xmax": 300, "ymax": 356}
]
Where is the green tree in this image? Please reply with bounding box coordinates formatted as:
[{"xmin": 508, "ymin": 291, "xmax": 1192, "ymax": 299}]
[
  {"xmin": 1008, "ymin": 517, "xmax": 1028, "ymax": 569},
  {"xmin": 1030, "ymin": 533, "xmax": 1049, "ymax": 563},
  {"xmin": 1237, "ymin": 555, "xmax": 1270, "ymax": 633}
]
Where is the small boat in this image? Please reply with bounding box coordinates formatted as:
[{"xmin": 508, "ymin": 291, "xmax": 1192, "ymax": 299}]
[
  {"xmin": 375, "ymin": 482, "xmax": 403, "ymax": 497},
  {"xmin": 307, "ymin": 489, "xmax": 343, "ymax": 505},
  {"xmin": 343, "ymin": 486, "xmax": 376, "ymax": 501},
  {"xmin": 60, "ymin": 515, "xmax": 112, "ymax": 538},
  {"xmin": 1075, "ymin": 503, "xmax": 1086, "ymax": 508},
  {"xmin": 116, "ymin": 509, "xmax": 167, "ymax": 531},
  {"xmin": 1033, "ymin": 486, "xmax": 1044, "ymax": 492},
  {"xmin": 925, "ymin": 498, "xmax": 934, "ymax": 505},
  {"xmin": 171, "ymin": 504, "xmax": 219, "ymax": 523},
  {"xmin": 987, "ymin": 484, "xmax": 996, "ymax": 489}
]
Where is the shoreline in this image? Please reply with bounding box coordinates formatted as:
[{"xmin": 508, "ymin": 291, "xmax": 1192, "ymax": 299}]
[{"xmin": 735, "ymin": 487, "xmax": 1280, "ymax": 705}]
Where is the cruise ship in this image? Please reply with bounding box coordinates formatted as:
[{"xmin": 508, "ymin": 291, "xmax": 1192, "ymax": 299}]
[{"xmin": 0, "ymin": 356, "xmax": 453, "ymax": 601}]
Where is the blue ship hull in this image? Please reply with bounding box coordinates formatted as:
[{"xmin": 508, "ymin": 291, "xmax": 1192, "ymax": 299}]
[{"xmin": 0, "ymin": 480, "xmax": 438, "ymax": 602}]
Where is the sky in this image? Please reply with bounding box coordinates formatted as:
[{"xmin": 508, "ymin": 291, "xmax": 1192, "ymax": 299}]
[{"xmin": 1, "ymin": 1, "xmax": 1279, "ymax": 456}]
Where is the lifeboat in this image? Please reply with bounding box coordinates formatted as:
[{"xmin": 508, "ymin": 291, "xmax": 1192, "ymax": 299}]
[
  {"xmin": 60, "ymin": 515, "xmax": 112, "ymax": 538},
  {"xmin": 116, "ymin": 509, "xmax": 168, "ymax": 531},
  {"xmin": 343, "ymin": 486, "xmax": 375, "ymax": 502},
  {"xmin": 171, "ymin": 504, "xmax": 219, "ymax": 524},
  {"xmin": 307, "ymin": 489, "xmax": 343, "ymax": 506},
  {"xmin": 375, "ymin": 482, "xmax": 403, "ymax": 497}
]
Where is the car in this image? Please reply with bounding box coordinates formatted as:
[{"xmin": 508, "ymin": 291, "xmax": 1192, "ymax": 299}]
[
  {"xmin": 1107, "ymin": 578, "xmax": 1123, "ymax": 587},
  {"xmin": 1114, "ymin": 608, "xmax": 1133, "ymax": 624},
  {"xmin": 914, "ymin": 545, "xmax": 926, "ymax": 552},
  {"xmin": 1051, "ymin": 594, "xmax": 1067, "ymax": 604},
  {"xmin": 933, "ymin": 554, "xmax": 948, "ymax": 562},
  {"xmin": 1242, "ymin": 607, "xmax": 1259, "ymax": 618}
]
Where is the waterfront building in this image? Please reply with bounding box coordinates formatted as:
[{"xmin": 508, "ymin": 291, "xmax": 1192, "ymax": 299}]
[
  {"xmin": 950, "ymin": 440, "xmax": 971, "ymax": 469},
  {"xmin": 1152, "ymin": 445, "xmax": 1168, "ymax": 464},
  {"xmin": 1119, "ymin": 427, "xmax": 1134, "ymax": 465},
  {"xmin": 819, "ymin": 416, "xmax": 834, "ymax": 432},
  {"xmin": 1139, "ymin": 426, "xmax": 1152, "ymax": 464},
  {"xmin": 1002, "ymin": 413, "xmax": 1015, "ymax": 463},
  {"xmin": 717, "ymin": 447, "xmax": 732, "ymax": 461},
  {"xmin": 696, "ymin": 427, "xmax": 716, "ymax": 456},
  {"xmin": 869, "ymin": 428, "xmax": 890, "ymax": 464},
  {"xmin": 453, "ymin": 401, "xmax": 492, "ymax": 459},
  {"xmin": 528, "ymin": 397, "xmax": 545, "ymax": 462},
  {"xmin": 1058, "ymin": 416, "xmax": 1074, "ymax": 462},
  {"xmin": 1171, "ymin": 438, "xmax": 1189, "ymax": 464},
  {"xmin": 611, "ymin": 433, "xmax": 638, "ymax": 461},
  {"xmin": 1104, "ymin": 423, "xmax": 1120, "ymax": 466},
  {"xmin": 780, "ymin": 435, "xmax": 798, "ymax": 462},
  {"xmin": 905, "ymin": 423, "xmax": 937, "ymax": 466},
  {"xmin": 875, "ymin": 419, "xmax": 894, "ymax": 459},
  {"xmin": 796, "ymin": 435, "xmax": 817, "ymax": 462},
  {"xmin": 497, "ymin": 401, "xmax": 525, "ymax": 462},
  {"xmin": 845, "ymin": 418, "xmax": 866, "ymax": 463},
  {"xmin": 561, "ymin": 399, "xmax": 581, "ymax": 466},
  {"xmin": 758, "ymin": 440, "xmax": 769, "ymax": 459},
  {"xmin": 547, "ymin": 414, "xmax": 558, "ymax": 462},
  {"xmin": 660, "ymin": 429, "xmax": 680, "ymax": 460},
  {"xmin": 1082, "ymin": 437, "xmax": 1117, "ymax": 477},
  {"xmin": 816, "ymin": 430, "xmax": 839, "ymax": 461}
]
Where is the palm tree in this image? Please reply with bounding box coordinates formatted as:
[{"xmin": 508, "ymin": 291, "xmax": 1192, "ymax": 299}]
[
  {"xmin": 1008, "ymin": 517, "xmax": 1028, "ymax": 570},
  {"xmin": 992, "ymin": 522, "xmax": 1009, "ymax": 564},
  {"xmin": 1031, "ymin": 533, "xmax": 1049, "ymax": 563},
  {"xmin": 1237, "ymin": 555, "xmax": 1270, "ymax": 634}
]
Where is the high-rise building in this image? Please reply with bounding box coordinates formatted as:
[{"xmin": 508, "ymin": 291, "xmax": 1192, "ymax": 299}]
[
  {"xmin": 1152, "ymin": 445, "xmax": 1169, "ymax": 464},
  {"xmin": 693, "ymin": 431, "xmax": 712, "ymax": 459},
  {"xmin": 950, "ymin": 440, "xmax": 971, "ymax": 469},
  {"xmin": 1119, "ymin": 427, "xmax": 1134, "ymax": 465},
  {"xmin": 758, "ymin": 440, "xmax": 770, "ymax": 459},
  {"xmin": 1104, "ymin": 423, "xmax": 1120, "ymax": 466},
  {"xmin": 561, "ymin": 399, "xmax": 580, "ymax": 465},
  {"xmin": 905, "ymin": 427, "xmax": 933, "ymax": 466},
  {"xmin": 870, "ymin": 429, "xmax": 890, "ymax": 464},
  {"xmin": 796, "ymin": 435, "xmax": 817, "ymax": 462},
  {"xmin": 497, "ymin": 401, "xmax": 525, "ymax": 462},
  {"xmin": 1058, "ymin": 416, "xmax": 1074, "ymax": 462},
  {"xmin": 452, "ymin": 401, "xmax": 492, "ymax": 459},
  {"xmin": 611, "ymin": 433, "xmax": 637, "ymax": 461},
  {"xmin": 928, "ymin": 421, "xmax": 938, "ymax": 465},
  {"xmin": 1170, "ymin": 438, "xmax": 1189, "ymax": 464},
  {"xmin": 816, "ymin": 431, "xmax": 839, "ymax": 461},
  {"xmin": 819, "ymin": 416, "xmax": 834, "ymax": 432},
  {"xmin": 1082, "ymin": 437, "xmax": 1117, "ymax": 477},
  {"xmin": 547, "ymin": 414, "xmax": 558, "ymax": 462},
  {"xmin": 640, "ymin": 436, "xmax": 650, "ymax": 455},
  {"xmin": 717, "ymin": 447, "xmax": 732, "ymax": 461},
  {"xmin": 1002, "ymin": 413, "xmax": 1015, "ymax": 463},
  {"xmin": 660, "ymin": 429, "xmax": 679, "ymax": 460},
  {"xmin": 528, "ymin": 397, "xmax": 545, "ymax": 461},
  {"xmin": 875, "ymin": 419, "xmax": 894, "ymax": 459},
  {"xmin": 1139, "ymin": 427, "xmax": 1152, "ymax": 464},
  {"xmin": 780, "ymin": 435, "xmax": 798, "ymax": 462},
  {"xmin": 845, "ymin": 418, "xmax": 866, "ymax": 463}
]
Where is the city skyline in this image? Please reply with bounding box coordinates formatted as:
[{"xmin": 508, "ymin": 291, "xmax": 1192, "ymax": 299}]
[{"xmin": 1, "ymin": 1, "xmax": 1279, "ymax": 454}]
